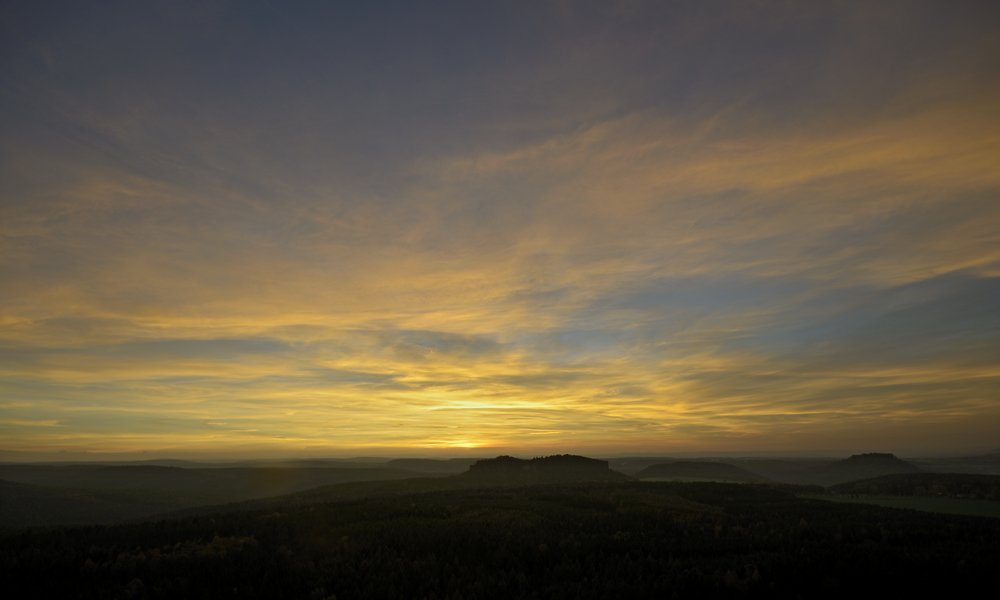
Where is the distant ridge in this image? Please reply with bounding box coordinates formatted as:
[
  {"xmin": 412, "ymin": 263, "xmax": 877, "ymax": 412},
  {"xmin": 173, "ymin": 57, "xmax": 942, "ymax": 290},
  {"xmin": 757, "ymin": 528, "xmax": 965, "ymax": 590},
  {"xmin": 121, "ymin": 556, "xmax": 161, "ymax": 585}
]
[
  {"xmin": 387, "ymin": 458, "xmax": 481, "ymax": 474},
  {"xmin": 155, "ymin": 455, "xmax": 631, "ymax": 520},
  {"xmin": 634, "ymin": 461, "xmax": 771, "ymax": 483},
  {"xmin": 469, "ymin": 454, "xmax": 608, "ymax": 471},
  {"xmin": 460, "ymin": 455, "xmax": 629, "ymax": 485},
  {"xmin": 816, "ymin": 453, "xmax": 921, "ymax": 486},
  {"xmin": 827, "ymin": 472, "xmax": 1000, "ymax": 499}
]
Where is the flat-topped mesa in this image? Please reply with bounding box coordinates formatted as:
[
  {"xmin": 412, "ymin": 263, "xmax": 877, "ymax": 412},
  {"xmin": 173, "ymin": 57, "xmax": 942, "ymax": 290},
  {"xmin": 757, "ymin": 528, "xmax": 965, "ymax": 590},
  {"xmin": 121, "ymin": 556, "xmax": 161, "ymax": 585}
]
[
  {"xmin": 469, "ymin": 454, "xmax": 611, "ymax": 472},
  {"xmin": 460, "ymin": 455, "xmax": 628, "ymax": 485},
  {"xmin": 815, "ymin": 452, "xmax": 921, "ymax": 486},
  {"xmin": 847, "ymin": 453, "xmax": 898, "ymax": 461}
]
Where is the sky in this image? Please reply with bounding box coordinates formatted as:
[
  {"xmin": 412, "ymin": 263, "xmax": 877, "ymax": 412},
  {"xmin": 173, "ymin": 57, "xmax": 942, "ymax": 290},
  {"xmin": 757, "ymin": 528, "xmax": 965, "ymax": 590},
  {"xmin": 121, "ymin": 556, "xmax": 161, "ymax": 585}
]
[{"xmin": 1, "ymin": 0, "xmax": 998, "ymax": 458}]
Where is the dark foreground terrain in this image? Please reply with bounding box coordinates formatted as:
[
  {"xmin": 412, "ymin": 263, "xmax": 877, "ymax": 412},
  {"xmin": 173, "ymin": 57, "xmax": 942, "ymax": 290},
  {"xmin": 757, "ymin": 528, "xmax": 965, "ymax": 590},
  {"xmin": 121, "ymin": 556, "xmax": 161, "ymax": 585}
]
[{"xmin": 3, "ymin": 479, "xmax": 998, "ymax": 599}]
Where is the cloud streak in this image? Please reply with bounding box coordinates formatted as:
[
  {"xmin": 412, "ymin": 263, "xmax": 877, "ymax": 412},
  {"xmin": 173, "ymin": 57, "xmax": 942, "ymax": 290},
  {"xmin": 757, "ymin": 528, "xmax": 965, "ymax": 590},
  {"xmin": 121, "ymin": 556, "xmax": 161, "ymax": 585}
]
[{"xmin": 1, "ymin": 1, "xmax": 998, "ymax": 455}]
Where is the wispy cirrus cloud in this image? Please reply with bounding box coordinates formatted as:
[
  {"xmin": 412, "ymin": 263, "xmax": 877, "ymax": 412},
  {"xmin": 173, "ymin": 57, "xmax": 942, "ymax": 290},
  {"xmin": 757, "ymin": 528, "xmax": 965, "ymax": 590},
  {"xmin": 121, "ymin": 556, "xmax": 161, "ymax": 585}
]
[{"xmin": 1, "ymin": 1, "xmax": 998, "ymax": 455}]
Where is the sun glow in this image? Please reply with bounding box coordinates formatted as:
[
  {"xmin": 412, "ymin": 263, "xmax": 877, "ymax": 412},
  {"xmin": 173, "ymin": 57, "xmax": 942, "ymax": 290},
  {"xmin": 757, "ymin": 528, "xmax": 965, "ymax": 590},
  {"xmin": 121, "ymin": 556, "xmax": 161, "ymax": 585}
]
[{"xmin": 2, "ymin": 2, "xmax": 999, "ymax": 457}]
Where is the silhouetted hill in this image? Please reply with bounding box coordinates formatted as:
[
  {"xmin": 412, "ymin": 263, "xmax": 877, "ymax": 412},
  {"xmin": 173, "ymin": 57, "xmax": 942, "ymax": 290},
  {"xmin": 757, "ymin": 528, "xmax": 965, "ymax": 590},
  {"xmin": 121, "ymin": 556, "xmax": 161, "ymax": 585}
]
[
  {"xmin": 159, "ymin": 455, "xmax": 631, "ymax": 519},
  {"xmin": 0, "ymin": 479, "xmax": 228, "ymax": 527},
  {"xmin": 461, "ymin": 455, "xmax": 629, "ymax": 485},
  {"xmin": 725, "ymin": 459, "xmax": 838, "ymax": 484},
  {"xmin": 605, "ymin": 457, "xmax": 680, "ymax": 476},
  {"xmin": 815, "ymin": 453, "xmax": 922, "ymax": 486},
  {"xmin": 0, "ymin": 465, "xmax": 442, "ymax": 528},
  {"xmin": 609, "ymin": 457, "xmax": 840, "ymax": 483},
  {"xmin": 6, "ymin": 480, "xmax": 1000, "ymax": 598},
  {"xmin": 0, "ymin": 464, "xmax": 428, "ymax": 496},
  {"xmin": 827, "ymin": 472, "xmax": 1000, "ymax": 499},
  {"xmin": 634, "ymin": 461, "xmax": 771, "ymax": 483}
]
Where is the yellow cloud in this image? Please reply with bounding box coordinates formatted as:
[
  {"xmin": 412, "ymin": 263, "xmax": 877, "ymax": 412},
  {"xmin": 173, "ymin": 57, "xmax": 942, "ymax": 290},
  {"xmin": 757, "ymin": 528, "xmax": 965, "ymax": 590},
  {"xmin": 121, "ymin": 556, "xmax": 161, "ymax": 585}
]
[{"xmin": 3, "ymin": 30, "xmax": 999, "ymax": 454}]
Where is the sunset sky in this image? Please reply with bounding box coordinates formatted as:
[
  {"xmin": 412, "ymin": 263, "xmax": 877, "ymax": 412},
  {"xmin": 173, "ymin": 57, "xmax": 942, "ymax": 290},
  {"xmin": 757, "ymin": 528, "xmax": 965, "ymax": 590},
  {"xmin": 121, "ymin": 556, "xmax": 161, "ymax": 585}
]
[{"xmin": 1, "ymin": 1, "xmax": 998, "ymax": 458}]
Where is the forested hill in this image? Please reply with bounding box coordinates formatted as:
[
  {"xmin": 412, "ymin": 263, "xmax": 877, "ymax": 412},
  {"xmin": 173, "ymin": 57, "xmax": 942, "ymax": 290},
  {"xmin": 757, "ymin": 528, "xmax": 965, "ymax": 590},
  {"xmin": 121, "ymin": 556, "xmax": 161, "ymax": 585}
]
[
  {"xmin": 5, "ymin": 481, "xmax": 999, "ymax": 598},
  {"xmin": 468, "ymin": 455, "xmax": 610, "ymax": 472},
  {"xmin": 461, "ymin": 455, "xmax": 629, "ymax": 485},
  {"xmin": 0, "ymin": 465, "xmax": 442, "ymax": 528},
  {"xmin": 634, "ymin": 461, "xmax": 771, "ymax": 483},
  {"xmin": 151, "ymin": 456, "xmax": 629, "ymax": 520},
  {"xmin": 815, "ymin": 453, "xmax": 922, "ymax": 486},
  {"xmin": 827, "ymin": 472, "xmax": 1000, "ymax": 499}
]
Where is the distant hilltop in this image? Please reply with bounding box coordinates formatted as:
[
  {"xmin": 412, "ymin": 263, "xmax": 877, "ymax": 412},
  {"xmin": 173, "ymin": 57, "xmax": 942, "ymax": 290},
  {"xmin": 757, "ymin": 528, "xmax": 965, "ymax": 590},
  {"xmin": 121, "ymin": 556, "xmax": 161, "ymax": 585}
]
[
  {"xmin": 815, "ymin": 452, "xmax": 922, "ymax": 486},
  {"xmin": 469, "ymin": 455, "xmax": 610, "ymax": 472},
  {"xmin": 847, "ymin": 453, "xmax": 897, "ymax": 460},
  {"xmin": 462, "ymin": 455, "xmax": 627, "ymax": 485}
]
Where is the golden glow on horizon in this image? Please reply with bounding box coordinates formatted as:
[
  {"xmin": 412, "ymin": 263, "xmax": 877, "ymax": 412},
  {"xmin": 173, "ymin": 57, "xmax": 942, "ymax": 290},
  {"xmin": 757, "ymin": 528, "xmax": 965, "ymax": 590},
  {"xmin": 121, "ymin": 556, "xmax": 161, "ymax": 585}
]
[{"xmin": 2, "ymin": 2, "xmax": 999, "ymax": 456}]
